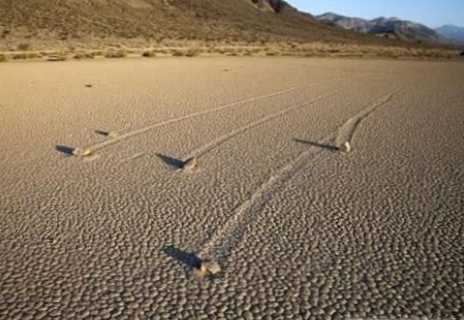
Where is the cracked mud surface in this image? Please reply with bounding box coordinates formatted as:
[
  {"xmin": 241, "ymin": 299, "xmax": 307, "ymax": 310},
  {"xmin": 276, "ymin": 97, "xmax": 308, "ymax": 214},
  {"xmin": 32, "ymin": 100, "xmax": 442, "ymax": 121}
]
[{"xmin": 1, "ymin": 58, "xmax": 463, "ymax": 319}]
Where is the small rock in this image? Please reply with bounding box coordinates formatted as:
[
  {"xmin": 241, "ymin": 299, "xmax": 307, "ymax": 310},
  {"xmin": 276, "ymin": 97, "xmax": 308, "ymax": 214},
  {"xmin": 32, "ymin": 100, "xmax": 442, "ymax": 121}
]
[
  {"xmin": 72, "ymin": 148, "xmax": 93, "ymax": 157},
  {"xmin": 339, "ymin": 141, "xmax": 352, "ymax": 153},
  {"xmin": 193, "ymin": 259, "xmax": 221, "ymax": 279},
  {"xmin": 182, "ymin": 157, "xmax": 198, "ymax": 171},
  {"xmin": 201, "ymin": 260, "xmax": 221, "ymax": 275},
  {"xmin": 107, "ymin": 131, "xmax": 119, "ymax": 138}
]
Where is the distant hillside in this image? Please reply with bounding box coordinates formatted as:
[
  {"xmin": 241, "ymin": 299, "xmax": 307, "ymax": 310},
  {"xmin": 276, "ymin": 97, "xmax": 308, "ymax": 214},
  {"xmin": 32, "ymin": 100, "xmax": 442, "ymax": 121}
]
[
  {"xmin": 0, "ymin": 0, "xmax": 416, "ymax": 50},
  {"xmin": 317, "ymin": 12, "xmax": 443, "ymax": 44},
  {"xmin": 436, "ymin": 25, "xmax": 464, "ymax": 44}
]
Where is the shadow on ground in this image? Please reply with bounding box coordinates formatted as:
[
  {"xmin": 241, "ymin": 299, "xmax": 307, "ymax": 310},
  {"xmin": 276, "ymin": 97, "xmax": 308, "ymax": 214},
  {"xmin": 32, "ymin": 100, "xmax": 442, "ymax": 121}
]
[
  {"xmin": 162, "ymin": 245, "xmax": 201, "ymax": 271},
  {"xmin": 55, "ymin": 145, "xmax": 76, "ymax": 156},
  {"xmin": 95, "ymin": 130, "xmax": 111, "ymax": 137},
  {"xmin": 293, "ymin": 138, "xmax": 339, "ymax": 152},
  {"xmin": 156, "ymin": 153, "xmax": 184, "ymax": 170}
]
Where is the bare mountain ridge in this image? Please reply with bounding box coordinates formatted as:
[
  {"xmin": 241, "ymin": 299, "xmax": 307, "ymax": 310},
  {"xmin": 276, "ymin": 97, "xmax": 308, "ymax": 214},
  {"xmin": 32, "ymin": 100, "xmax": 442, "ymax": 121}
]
[
  {"xmin": 436, "ymin": 25, "xmax": 464, "ymax": 44},
  {"xmin": 317, "ymin": 12, "xmax": 443, "ymax": 43},
  {"xmin": 0, "ymin": 0, "xmax": 411, "ymax": 49}
]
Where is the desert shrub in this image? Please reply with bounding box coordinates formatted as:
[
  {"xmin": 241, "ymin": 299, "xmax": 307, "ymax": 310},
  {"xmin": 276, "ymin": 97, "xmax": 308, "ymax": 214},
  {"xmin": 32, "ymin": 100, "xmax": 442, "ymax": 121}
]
[
  {"xmin": 12, "ymin": 53, "xmax": 27, "ymax": 60},
  {"xmin": 47, "ymin": 54, "xmax": 67, "ymax": 62},
  {"xmin": 280, "ymin": 51, "xmax": 294, "ymax": 57},
  {"xmin": 185, "ymin": 48, "xmax": 201, "ymax": 57},
  {"xmin": 25, "ymin": 52, "xmax": 42, "ymax": 59},
  {"xmin": 17, "ymin": 43, "xmax": 30, "ymax": 51},
  {"xmin": 104, "ymin": 50, "xmax": 127, "ymax": 58},
  {"xmin": 265, "ymin": 51, "xmax": 279, "ymax": 56},
  {"xmin": 0, "ymin": 54, "xmax": 6, "ymax": 62},
  {"xmin": 171, "ymin": 49, "xmax": 185, "ymax": 57},
  {"xmin": 153, "ymin": 48, "xmax": 169, "ymax": 55},
  {"xmin": 93, "ymin": 50, "xmax": 103, "ymax": 56},
  {"xmin": 73, "ymin": 52, "xmax": 95, "ymax": 59},
  {"xmin": 142, "ymin": 50, "xmax": 156, "ymax": 57},
  {"xmin": 327, "ymin": 48, "xmax": 341, "ymax": 54}
]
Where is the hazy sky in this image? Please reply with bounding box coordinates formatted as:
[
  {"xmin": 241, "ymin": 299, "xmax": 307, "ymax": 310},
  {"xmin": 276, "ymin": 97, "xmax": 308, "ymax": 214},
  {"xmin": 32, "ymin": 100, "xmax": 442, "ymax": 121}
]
[{"xmin": 287, "ymin": 0, "xmax": 464, "ymax": 28}]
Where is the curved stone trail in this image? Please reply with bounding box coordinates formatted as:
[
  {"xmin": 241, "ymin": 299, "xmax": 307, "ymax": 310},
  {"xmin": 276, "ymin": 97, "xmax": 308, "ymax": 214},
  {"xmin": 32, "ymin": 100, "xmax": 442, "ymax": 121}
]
[
  {"xmin": 198, "ymin": 90, "xmax": 399, "ymax": 264},
  {"xmin": 335, "ymin": 91, "xmax": 396, "ymax": 149}
]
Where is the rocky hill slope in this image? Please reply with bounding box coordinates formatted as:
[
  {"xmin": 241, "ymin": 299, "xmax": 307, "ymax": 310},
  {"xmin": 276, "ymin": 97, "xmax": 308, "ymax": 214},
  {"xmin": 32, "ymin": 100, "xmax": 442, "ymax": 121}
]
[{"xmin": 0, "ymin": 0, "xmax": 409, "ymax": 49}]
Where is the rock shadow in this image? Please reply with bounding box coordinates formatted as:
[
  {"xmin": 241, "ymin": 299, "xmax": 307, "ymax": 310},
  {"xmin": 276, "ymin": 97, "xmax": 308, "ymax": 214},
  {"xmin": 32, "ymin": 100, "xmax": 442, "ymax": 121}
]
[
  {"xmin": 162, "ymin": 245, "xmax": 201, "ymax": 271},
  {"xmin": 156, "ymin": 153, "xmax": 185, "ymax": 170},
  {"xmin": 55, "ymin": 145, "xmax": 76, "ymax": 157},
  {"xmin": 95, "ymin": 130, "xmax": 111, "ymax": 137},
  {"xmin": 293, "ymin": 138, "xmax": 340, "ymax": 152}
]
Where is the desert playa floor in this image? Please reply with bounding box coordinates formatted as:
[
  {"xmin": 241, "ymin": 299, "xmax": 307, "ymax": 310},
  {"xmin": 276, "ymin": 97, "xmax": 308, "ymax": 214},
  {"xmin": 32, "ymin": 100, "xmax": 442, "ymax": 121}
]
[{"xmin": 1, "ymin": 57, "xmax": 463, "ymax": 319}]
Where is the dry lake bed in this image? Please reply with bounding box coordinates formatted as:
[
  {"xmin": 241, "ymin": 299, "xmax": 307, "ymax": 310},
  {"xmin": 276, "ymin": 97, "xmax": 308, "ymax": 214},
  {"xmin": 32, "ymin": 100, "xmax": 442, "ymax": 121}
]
[{"xmin": 1, "ymin": 57, "xmax": 463, "ymax": 319}]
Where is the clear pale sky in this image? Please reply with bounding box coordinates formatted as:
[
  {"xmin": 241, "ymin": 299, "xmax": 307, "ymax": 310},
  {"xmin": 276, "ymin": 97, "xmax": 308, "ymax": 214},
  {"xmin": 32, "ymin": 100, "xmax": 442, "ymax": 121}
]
[{"xmin": 287, "ymin": 0, "xmax": 464, "ymax": 28}]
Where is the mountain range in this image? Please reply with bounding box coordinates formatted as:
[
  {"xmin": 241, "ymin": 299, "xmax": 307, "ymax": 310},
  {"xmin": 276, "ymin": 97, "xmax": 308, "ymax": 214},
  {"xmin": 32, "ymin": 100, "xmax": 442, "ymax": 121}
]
[
  {"xmin": 316, "ymin": 12, "xmax": 443, "ymax": 44},
  {"xmin": 435, "ymin": 25, "xmax": 464, "ymax": 44}
]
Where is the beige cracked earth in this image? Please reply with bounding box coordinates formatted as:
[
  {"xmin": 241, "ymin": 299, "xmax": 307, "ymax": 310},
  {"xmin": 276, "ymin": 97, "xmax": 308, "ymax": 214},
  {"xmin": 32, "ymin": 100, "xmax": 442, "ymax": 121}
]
[{"xmin": 1, "ymin": 57, "xmax": 464, "ymax": 319}]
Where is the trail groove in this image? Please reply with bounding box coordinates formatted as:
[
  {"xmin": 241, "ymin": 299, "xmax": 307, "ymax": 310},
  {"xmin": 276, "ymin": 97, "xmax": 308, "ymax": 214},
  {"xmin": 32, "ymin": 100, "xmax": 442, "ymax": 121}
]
[
  {"xmin": 80, "ymin": 86, "xmax": 302, "ymax": 154},
  {"xmin": 76, "ymin": 76, "xmax": 353, "ymax": 157},
  {"xmin": 335, "ymin": 92, "xmax": 396, "ymax": 148},
  {"xmin": 198, "ymin": 90, "xmax": 398, "ymax": 264},
  {"xmin": 182, "ymin": 90, "xmax": 339, "ymax": 162}
]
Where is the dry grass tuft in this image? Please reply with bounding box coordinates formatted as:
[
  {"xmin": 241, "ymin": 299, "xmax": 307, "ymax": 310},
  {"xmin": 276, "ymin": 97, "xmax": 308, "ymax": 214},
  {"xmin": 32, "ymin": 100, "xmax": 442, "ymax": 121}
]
[
  {"xmin": 47, "ymin": 54, "xmax": 67, "ymax": 62},
  {"xmin": 142, "ymin": 50, "xmax": 156, "ymax": 58},
  {"xmin": 171, "ymin": 49, "xmax": 185, "ymax": 57},
  {"xmin": 185, "ymin": 48, "xmax": 201, "ymax": 57},
  {"xmin": 17, "ymin": 43, "xmax": 31, "ymax": 51},
  {"xmin": 73, "ymin": 52, "xmax": 95, "ymax": 60},
  {"xmin": 104, "ymin": 50, "xmax": 127, "ymax": 58},
  {"xmin": 170, "ymin": 47, "xmax": 202, "ymax": 57},
  {"xmin": 11, "ymin": 53, "xmax": 27, "ymax": 60},
  {"xmin": 265, "ymin": 50, "xmax": 279, "ymax": 56}
]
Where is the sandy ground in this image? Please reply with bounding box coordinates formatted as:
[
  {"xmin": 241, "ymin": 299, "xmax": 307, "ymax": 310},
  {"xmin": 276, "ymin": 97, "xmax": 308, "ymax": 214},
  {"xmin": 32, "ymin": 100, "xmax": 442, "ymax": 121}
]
[{"xmin": 1, "ymin": 57, "xmax": 463, "ymax": 319}]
